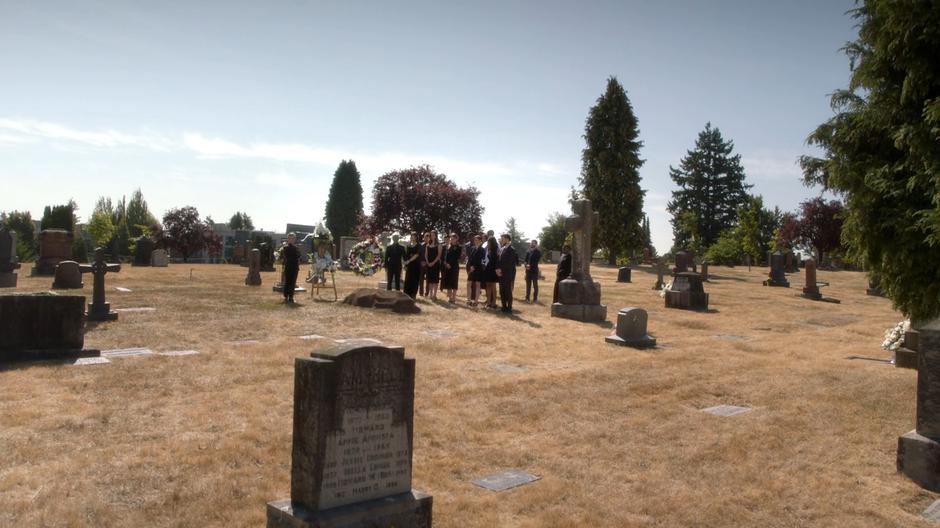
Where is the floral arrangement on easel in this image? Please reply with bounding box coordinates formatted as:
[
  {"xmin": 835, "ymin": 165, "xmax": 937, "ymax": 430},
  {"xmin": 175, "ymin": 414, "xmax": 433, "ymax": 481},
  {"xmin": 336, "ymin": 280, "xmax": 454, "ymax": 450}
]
[
  {"xmin": 347, "ymin": 238, "xmax": 383, "ymax": 276},
  {"xmin": 882, "ymin": 320, "xmax": 910, "ymax": 351}
]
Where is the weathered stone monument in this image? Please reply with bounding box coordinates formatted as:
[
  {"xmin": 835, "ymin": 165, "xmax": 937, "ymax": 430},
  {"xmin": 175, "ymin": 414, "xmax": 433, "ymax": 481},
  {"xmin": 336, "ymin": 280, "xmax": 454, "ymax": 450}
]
[
  {"xmin": 896, "ymin": 328, "xmax": 919, "ymax": 370},
  {"xmin": 800, "ymin": 259, "xmax": 822, "ymax": 300},
  {"xmin": 898, "ymin": 322, "xmax": 940, "ymax": 491},
  {"xmin": 652, "ymin": 259, "xmax": 665, "ymax": 290},
  {"xmin": 31, "ymin": 229, "xmax": 72, "ymax": 276},
  {"xmin": 664, "ymin": 272, "xmax": 709, "ymax": 311},
  {"xmin": 605, "ymin": 307, "xmax": 656, "ymax": 348},
  {"xmin": 673, "ymin": 251, "xmax": 690, "ymax": 274},
  {"xmin": 52, "ymin": 260, "xmax": 83, "ymax": 289},
  {"xmin": 642, "ymin": 247, "xmax": 652, "ymax": 265},
  {"xmin": 784, "ymin": 251, "xmax": 795, "ymax": 273},
  {"xmin": 763, "ymin": 250, "xmax": 790, "ymax": 287},
  {"xmin": 551, "ymin": 199, "xmax": 607, "ymax": 323},
  {"xmin": 233, "ymin": 242, "xmax": 247, "ymax": 265},
  {"xmin": 700, "ymin": 262, "xmax": 709, "ymax": 282},
  {"xmin": 0, "ymin": 226, "xmax": 20, "ymax": 288},
  {"xmin": 79, "ymin": 248, "xmax": 121, "ymax": 321},
  {"xmin": 266, "ymin": 341, "xmax": 433, "ymax": 527},
  {"xmin": 246, "ymin": 248, "xmax": 262, "ymax": 286},
  {"xmin": 0, "ymin": 293, "xmax": 99, "ymax": 363},
  {"xmin": 260, "ymin": 242, "xmax": 276, "ymax": 272},
  {"xmin": 151, "ymin": 248, "xmax": 169, "ymax": 267},
  {"xmin": 133, "ymin": 236, "xmax": 155, "ymax": 266},
  {"xmin": 617, "ymin": 266, "xmax": 632, "ymax": 283}
]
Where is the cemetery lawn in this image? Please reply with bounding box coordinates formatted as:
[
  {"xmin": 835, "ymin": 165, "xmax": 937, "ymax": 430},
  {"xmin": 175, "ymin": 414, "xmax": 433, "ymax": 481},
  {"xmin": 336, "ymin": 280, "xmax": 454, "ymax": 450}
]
[{"xmin": 1, "ymin": 263, "xmax": 932, "ymax": 527}]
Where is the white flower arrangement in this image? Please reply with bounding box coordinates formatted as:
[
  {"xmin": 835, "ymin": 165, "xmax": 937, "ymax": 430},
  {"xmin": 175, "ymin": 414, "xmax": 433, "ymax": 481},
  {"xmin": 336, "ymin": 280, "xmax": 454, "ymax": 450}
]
[
  {"xmin": 882, "ymin": 320, "xmax": 911, "ymax": 351},
  {"xmin": 659, "ymin": 281, "xmax": 672, "ymax": 298}
]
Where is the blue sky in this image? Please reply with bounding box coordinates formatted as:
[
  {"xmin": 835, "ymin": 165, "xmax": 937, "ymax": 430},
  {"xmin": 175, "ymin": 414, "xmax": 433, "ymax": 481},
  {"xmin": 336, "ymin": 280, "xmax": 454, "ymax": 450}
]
[{"xmin": 0, "ymin": 0, "xmax": 856, "ymax": 252}]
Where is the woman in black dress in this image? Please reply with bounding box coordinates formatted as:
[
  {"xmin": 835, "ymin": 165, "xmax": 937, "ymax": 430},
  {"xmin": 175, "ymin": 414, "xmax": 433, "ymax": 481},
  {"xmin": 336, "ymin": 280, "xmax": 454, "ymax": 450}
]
[
  {"xmin": 441, "ymin": 233, "xmax": 461, "ymax": 303},
  {"xmin": 466, "ymin": 234, "xmax": 484, "ymax": 306},
  {"xmin": 483, "ymin": 236, "xmax": 500, "ymax": 309},
  {"xmin": 424, "ymin": 230, "xmax": 442, "ymax": 300},
  {"xmin": 403, "ymin": 232, "xmax": 423, "ymax": 299}
]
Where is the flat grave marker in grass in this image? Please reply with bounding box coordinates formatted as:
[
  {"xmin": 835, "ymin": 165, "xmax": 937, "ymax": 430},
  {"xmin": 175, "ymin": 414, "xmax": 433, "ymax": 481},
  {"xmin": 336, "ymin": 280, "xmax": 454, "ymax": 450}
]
[
  {"xmin": 158, "ymin": 350, "xmax": 200, "ymax": 357},
  {"xmin": 297, "ymin": 334, "xmax": 325, "ymax": 341},
  {"xmin": 424, "ymin": 329, "xmax": 458, "ymax": 338},
  {"xmin": 490, "ymin": 363, "xmax": 529, "ymax": 374},
  {"xmin": 114, "ymin": 307, "xmax": 156, "ymax": 313},
  {"xmin": 701, "ymin": 405, "xmax": 752, "ymax": 417},
  {"xmin": 471, "ymin": 469, "xmax": 541, "ymax": 491},
  {"xmin": 102, "ymin": 347, "xmax": 153, "ymax": 358},
  {"xmin": 115, "ymin": 287, "xmax": 132, "ymax": 292},
  {"xmin": 73, "ymin": 356, "xmax": 111, "ymax": 366},
  {"xmin": 923, "ymin": 500, "xmax": 940, "ymax": 522}
]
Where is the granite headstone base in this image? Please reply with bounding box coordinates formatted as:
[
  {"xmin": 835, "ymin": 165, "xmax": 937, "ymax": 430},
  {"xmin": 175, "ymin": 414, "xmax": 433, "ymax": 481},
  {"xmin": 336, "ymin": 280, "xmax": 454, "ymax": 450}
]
[
  {"xmin": 896, "ymin": 347, "xmax": 918, "ymax": 370},
  {"xmin": 266, "ymin": 491, "xmax": 432, "ymax": 528},
  {"xmin": 763, "ymin": 278, "xmax": 790, "ymax": 287},
  {"xmin": 664, "ymin": 290, "xmax": 709, "ymax": 311},
  {"xmin": 551, "ymin": 303, "xmax": 607, "ymax": 322},
  {"xmin": 0, "ymin": 273, "xmax": 16, "ymax": 288},
  {"xmin": 87, "ymin": 302, "xmax": 119, "ymax": 322},
  {"xmin": 1, "ymin": 293, "xmax": 100, "ymax": 363},
  {"xmin": 898, "ymin": 430, "xmax": 940, "ymax": 492}
]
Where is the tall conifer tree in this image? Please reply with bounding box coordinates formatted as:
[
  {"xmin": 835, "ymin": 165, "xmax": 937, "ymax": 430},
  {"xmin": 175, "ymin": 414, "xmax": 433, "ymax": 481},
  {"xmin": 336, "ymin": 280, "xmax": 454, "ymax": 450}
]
[
  {"xmin": 579, "ymin": 76, "xmax": 646, "ymax": 265},
  {"xmin": 324, "ymin": 160, "xmax": 364, "ymax": 238},
  {"xmin": 667, "ymin": 123, "xmax": 751, "ymax": 252}
]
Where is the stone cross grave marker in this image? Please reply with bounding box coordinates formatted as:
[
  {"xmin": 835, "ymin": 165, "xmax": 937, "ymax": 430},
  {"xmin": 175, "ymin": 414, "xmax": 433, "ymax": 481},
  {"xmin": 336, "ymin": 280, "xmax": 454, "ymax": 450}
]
[
  {"xmin": 0, "ymin": 226, "xmax": 20, "ymax": 288},
  {"xmin": 564, "ymin": 199, "xmax": 598, "ymax": 282},
  {"xmin": 266, "ymin": 340, "xmax": 432, "ymax": 527},
  {"xmin": 551, "ymin": 199, "xmax": 606, "ymax": 322},
  {"xmin": 79, "ymin": 248, "xmax": 121, "ymax": 321}
]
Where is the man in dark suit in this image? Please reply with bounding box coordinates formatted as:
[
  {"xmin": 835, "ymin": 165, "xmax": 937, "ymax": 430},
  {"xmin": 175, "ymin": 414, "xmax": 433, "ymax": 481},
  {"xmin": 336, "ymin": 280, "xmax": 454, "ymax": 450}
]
[
  {"xmin": 524, "ymin": 239, "xmax": 542, "ymax": 303},
  {"xmin": 496, "ymin": 233, "xmax": 518, "ymax": 313},
  {"xmin": 384, "ymin": 232, "xmax": 405, "ymax": 291},
  {"xmin": 553, "ymin": 244, "xmax": 572, "ymax": 304}
]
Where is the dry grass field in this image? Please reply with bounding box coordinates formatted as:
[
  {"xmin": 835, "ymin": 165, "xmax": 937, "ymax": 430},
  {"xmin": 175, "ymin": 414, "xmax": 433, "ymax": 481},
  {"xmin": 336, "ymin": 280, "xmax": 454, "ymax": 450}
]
[{"xmin": 1, "ymin": 261, "xmax": 932, "ymax": 527}]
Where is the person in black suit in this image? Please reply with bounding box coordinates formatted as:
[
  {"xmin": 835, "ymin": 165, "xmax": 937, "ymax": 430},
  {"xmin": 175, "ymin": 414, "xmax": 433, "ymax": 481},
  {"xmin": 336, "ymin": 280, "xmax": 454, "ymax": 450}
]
[
  {"xmin": 524, "ymin": 239, "xmax": 541, "ymax": 303},
  {"xmin": 496, "ymin": 233, "xmax": 518, "ymax": 313},
  {"xmin": 403, "ymin": 232, "xmax": 423, "ymax": 299},
  {"xmin": 384, "ymin": 232, "xmax": 405, "ymax": 291},
  {"xmin": 553, "ymin": 244, "xmax": 572, "ymax": 304},
  {"xmin": 280, "ymin": 233, "xmax": 301, "ymax": 304}
]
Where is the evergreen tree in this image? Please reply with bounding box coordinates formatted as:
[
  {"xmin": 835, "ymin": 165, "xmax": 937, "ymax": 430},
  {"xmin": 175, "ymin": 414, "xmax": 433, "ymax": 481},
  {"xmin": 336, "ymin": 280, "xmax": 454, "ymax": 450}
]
[
  {"xmin": 503, "ymin": 217, "xmax": 528, "ymax": 259},
  {"xmin": 642, "ymin": 215, "xmax": 652, "ymax": 252},
  {"xmin": 579, "ymin": 76, "xmax": 646, "ymax": 265},
  {"xmin": 800, "ymin": 1, "xmax": 940, "ymax": 321},
  {"xmin": 667, "ymin": 123, "xmax": 752, "ymax": 251},
  {"xmin": 126, "ymin": 188, "xmax": 157, "ymax": 238},
  {"xmin": 228, "ymin": 211, "xmax": 254, "ymax": 231},
  {"xmin": 325, "ymin": 160, "xmax": 364, "ymax": 238},
  {"xmin": 40, "ymin": 201, "xmax": 76, "ymax": 231}
]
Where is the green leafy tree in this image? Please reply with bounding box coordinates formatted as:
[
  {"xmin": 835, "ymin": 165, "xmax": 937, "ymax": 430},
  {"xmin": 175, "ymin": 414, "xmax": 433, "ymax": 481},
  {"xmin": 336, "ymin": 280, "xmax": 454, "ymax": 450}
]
[
  {"xmin": 737, "ymin": 198, "xmax": 762, "ymax": 265},
  {"xmin": 1, "ymin": 210, "xmax": 36, "ymax": 261},
  {"xmin": 325, "ymin": 160, "xmax": 364, "ymax": 238},
  {"xmin": 800, "ymin": 1, "xmax": 940, "ymax": 321},
  {"xmin": 229, "ymin": 211, "xmax": 254, "ymax": 231},
  {"xmin": 705, "ymin": 228, "xmax": 744, "ymax": 265},
  {"xmin": 87, "ymin": 210, "xmax": 116, "ymax": 248},
  {"xmin": 126, "ymin": 188, "xmax": 158, "ymax": 238},
  {"xmin": 667, "ymin": 123, "xmax": 752, "ymax": 251},
  {"xmin": 579, "ymin": 76, "xmax": 646, "ymax": 265},
  {"xmin": 538, "ymin": 212, "xmax": 567, "ymax": 256}
]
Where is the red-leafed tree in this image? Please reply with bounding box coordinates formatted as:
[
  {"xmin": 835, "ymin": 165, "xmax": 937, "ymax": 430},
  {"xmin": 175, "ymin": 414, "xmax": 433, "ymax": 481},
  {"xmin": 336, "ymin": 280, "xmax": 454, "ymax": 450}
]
[
  {"xmin": 361, "ymin": 165, "xmax": 484, "ymax": 237},
  {"xmin": 796, "ymin": 198, "xmax": 843, "ymax": 264},
  {"xmin": 162, "ymin": 206, "xmax": 207, "ymax": 262},
  {"xmin": 777, "ymin": 212, "xmax": 800, "ymax": 250}
]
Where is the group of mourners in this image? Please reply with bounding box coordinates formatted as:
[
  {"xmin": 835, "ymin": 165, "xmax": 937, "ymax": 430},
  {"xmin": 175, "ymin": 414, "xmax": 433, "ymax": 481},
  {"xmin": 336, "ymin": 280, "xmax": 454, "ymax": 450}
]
[{"xmin": 276, "ymin": 230, "xmax": 575, "ymax": 312}]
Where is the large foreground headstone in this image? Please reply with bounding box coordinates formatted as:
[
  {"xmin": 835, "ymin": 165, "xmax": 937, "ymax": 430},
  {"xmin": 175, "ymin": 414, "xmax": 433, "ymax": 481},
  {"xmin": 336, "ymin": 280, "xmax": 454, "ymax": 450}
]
[
  {"xmin": 898, "ymin": 323, "xmax": 940, "ymax": 491},
  {"xmin": 0, "ymin": 293, "xmax": 99, "ymax": 362},
  {"xmin": 31, "ymin": 229, "xmax": 73, "ymax": 276},
  {"xmin": 605, "ymin": 307, "xmax": 656, "ymax": 348},
  {"xmin": 246, "ymin": 248, "xmax": 262, "ymax": 286},
  {"xmin": 763, "ymin": 250, "xmax": 790, "ymax": 287},
  {"xmin": 151, "ymin": 249, "xmax": 169, "ymax": 267},
  {"xmin": 79, "ymin": 248, "xmax": 121, "ymax": 321},
  {"xmin": 551, "ymin": 199, "xmax": 607, "ymax": 322},
  {"xmin": 52, "ymin": 260, "xmax": 83, "ymax": 289},
  {"xmin": 266, "ymin": 341, "xmax": 433, "ymax": 527},
  {"xmin": 664, "ymin": 272, "xmax": 709, "ymax": 311},
  {"xmin": 0, "ymin": 226, "xmax": 20, "ymax": 288}
]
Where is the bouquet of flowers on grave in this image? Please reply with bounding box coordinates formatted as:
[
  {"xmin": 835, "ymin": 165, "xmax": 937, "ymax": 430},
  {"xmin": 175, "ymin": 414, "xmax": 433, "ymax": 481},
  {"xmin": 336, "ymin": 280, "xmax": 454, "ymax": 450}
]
[
  {"xmin": 882, "ymin": 319, "xmax": 910, "ymax": 351},
  {"xmin": 659, "ymin": 281, "xmax": 672, "ymax": 298},
  {"xmin": 347, "ymin": 239, "xmax": 384, "ymax": 276}
]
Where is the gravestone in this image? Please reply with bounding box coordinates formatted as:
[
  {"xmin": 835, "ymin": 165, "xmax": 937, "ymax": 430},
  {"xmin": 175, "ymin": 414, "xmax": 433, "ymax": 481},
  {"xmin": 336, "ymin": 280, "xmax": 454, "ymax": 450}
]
[
  {"xmin": 763, "ymin": 250, "xmax": 790, "ymax": 287},
  {"xmin": 31, "ymin": 229, "xmax": 73, "ymax": 276},
  {"xmin": 260, "ymin": 242, "xmax": 276, "ymax": 272},
  {"xmin": 0, "ymin": 293, "xmax": 99, "ymax": 362},
  {"xmin": 867, "ymin": 276, "xmax": 885, "ymax": 297},
  {"xmin": 652, "ymin": 259, "xmax": 665, "ymax": 290},
  {"xmin": 266, "ymin": 341, "xmax": 433, "ymax": 527},
  {"xmin": 233, "ymin": 242, "xmax": 247, "ymax": 265},
  {"xmin": 801, "ymin": 259, "xmax": 821, "ymax": 300},
  {"xmin": 898, "ymin": 323, "xmax": 940, "ymax": 491},
  {"xmin": 550, "ymin": 199, "xmax": 607, "ymax": 322},
  {"xmin": 0, "ymin": 227, "xmax": 20, "ymax": 288},
  {"xmin": 784, "ymin": 251, "xmax": 795, "ymax": 273},
  {"xmin": 664, "ymin": 272, "xmax": 709, "ymax": 311},
  {"xmin": 151, "ymin": 249, "xmax": 169, "ymax": 267},
  {"xmin": 616, "ymin": 266, "xmax": 631, "ymax": 283},
  {"xmin": 471, "ymin": 470, "xmax": 541, "ymax": 491},
  {"xmin": 700, "ymin": 262, "xmax": 709, "ymax": 282},
  {"xmin": 745, "ymin": 253, "xmax": 751, "ymax": 271},
  {"xmin": 642, "ymin": 247, "xmax": 652, "ymax": 265},
  {"xmin": 246, "ymin": 248, "xmax": 262, "ymax": 286},
  {"xmin": 52, "ymin": 260, "xmax": 83, "ymax": 289},
  {"xmin": 605, "ymin": 307, "xmax": 656, "ymax": 348},
  {"xmin": 79, "ymin": 248, "xmax": 121, "ymax": 322},
  {"xmin": 897, "ymin": 328, "xmax": 919, "ymax": 370},
  {"xmin": 673, "ymin": 251, "xmax": 690, "ymax": 274},
  {"xmin": 133, "ymin": 236, "xmax": 155, "ymax": 266},
  {"xmin": 549, "ymin": 250, "xmax": 561, "ymax": 264},
  {"xmin": 338, "ymin": 237, "xmax": 359, "ymax": 270}
]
